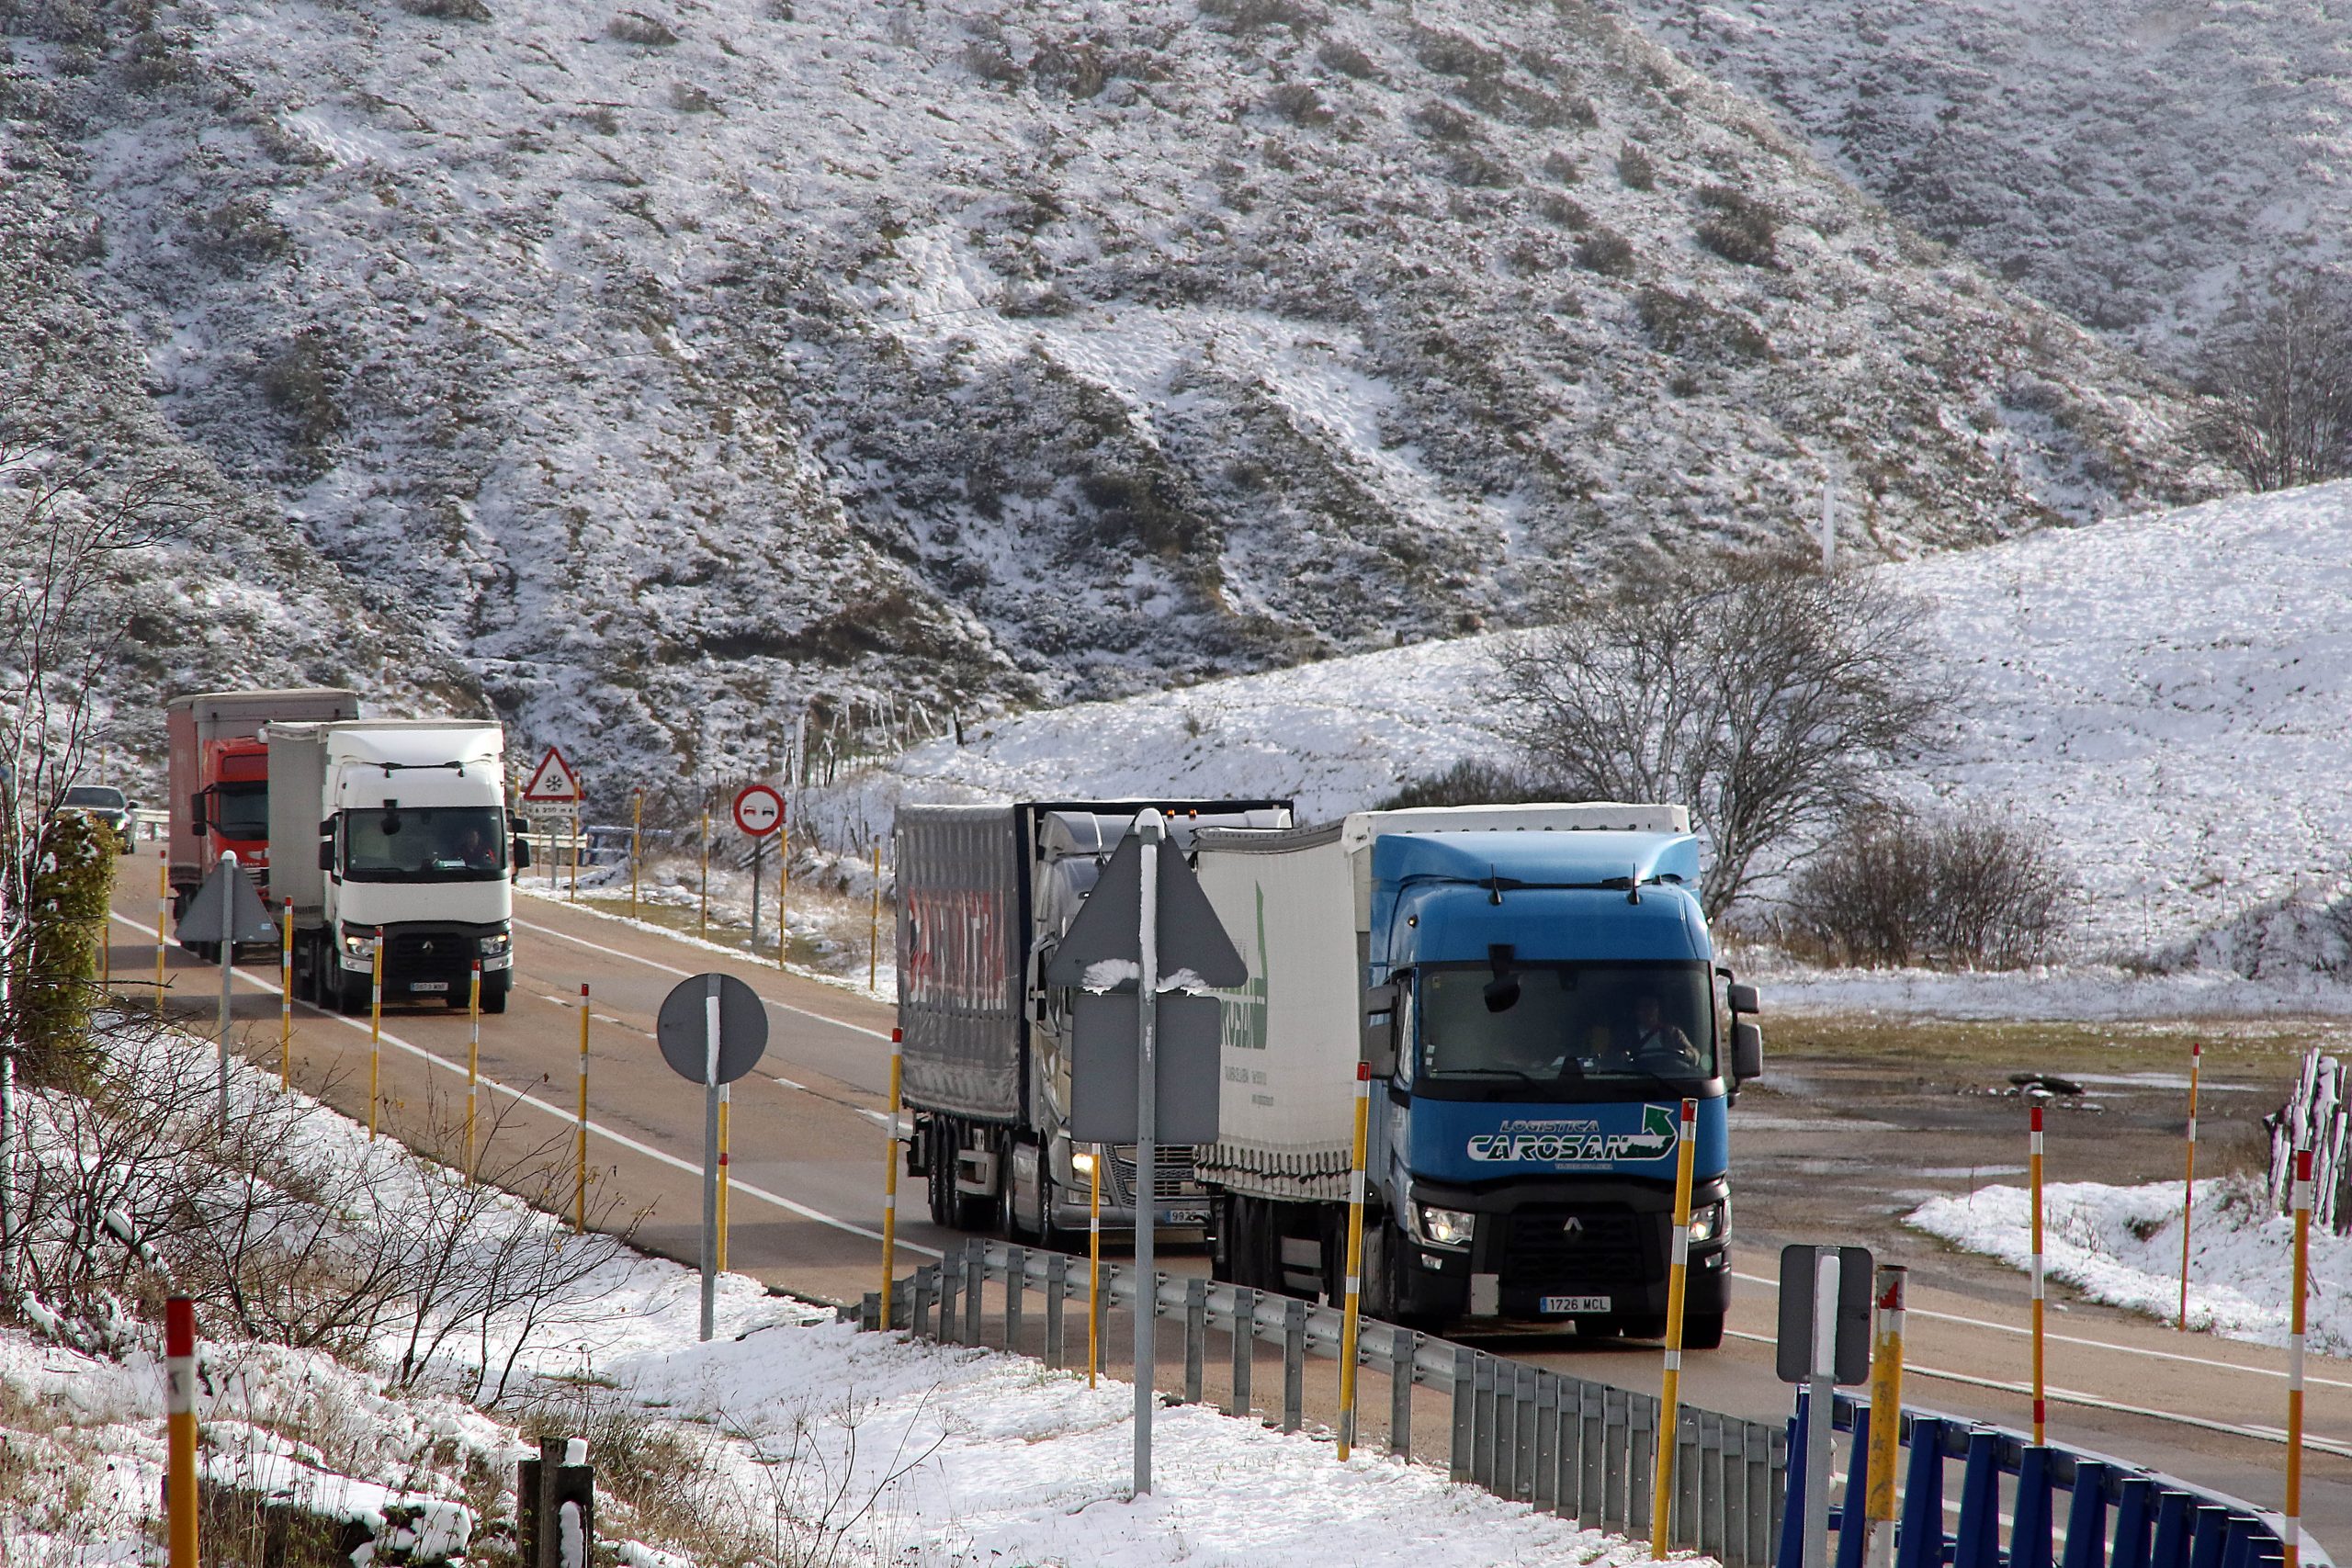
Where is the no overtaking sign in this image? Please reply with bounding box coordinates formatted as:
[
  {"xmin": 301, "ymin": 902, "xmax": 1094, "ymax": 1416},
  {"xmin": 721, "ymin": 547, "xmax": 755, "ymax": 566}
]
[{"xmin": 733, "ymin": 784, "xmax": 784, "ymax": 838}]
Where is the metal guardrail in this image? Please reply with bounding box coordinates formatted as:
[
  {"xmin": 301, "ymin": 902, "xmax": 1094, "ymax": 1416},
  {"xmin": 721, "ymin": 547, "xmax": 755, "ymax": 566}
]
[
  {"xmin": 861, "ymin": 1239, "xmax": 1788, "ymax": 1563},
  {"xmin": 865, "ymin": 1240, "xmax": 2318, "ymax": 1568},
  {"xmin": 1814, "ymin": 1392, "xmax": 2316, "ymax": 1568}
]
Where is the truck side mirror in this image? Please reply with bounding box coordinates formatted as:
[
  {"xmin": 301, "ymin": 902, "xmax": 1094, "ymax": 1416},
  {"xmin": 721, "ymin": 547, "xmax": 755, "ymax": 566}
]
[
  {"xmin": 317, "ymin": 840, "xmax": 334, "ymax": 871},
  {"xmin": 189, "ymin": 792, "xmax": 208, "ymax": 836},
  {"xmin": 1361, "ymin": 982, "xmax": 1399, "ymax": 1077},
  {"xmin": 512, "ymin": 834, "xmax": 533, "ymax": 870},
  {"xmin": 1727, "ymin": 982, "xmax": 1760, "ymax": 1016},
  {"xmin": 1732, "ymin": 1020, "xmax": 1763, "ymax": 1081}
]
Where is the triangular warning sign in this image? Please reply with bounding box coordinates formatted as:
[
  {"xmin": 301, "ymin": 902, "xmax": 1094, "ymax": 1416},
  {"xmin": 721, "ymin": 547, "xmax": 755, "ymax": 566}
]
[
  {"xmin": 177, "ymin": 858, "xmax": 279, "ymax": 946},
  {"xmin": 520, "ymin": 744, "xmax": 582, "ymax": 804}
]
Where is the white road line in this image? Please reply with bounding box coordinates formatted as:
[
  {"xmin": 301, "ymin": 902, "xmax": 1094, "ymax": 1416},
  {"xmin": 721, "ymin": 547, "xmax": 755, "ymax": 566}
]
[
  {"xmin": 512, "ymin": 915, "xmax": 894, "ymax": 1041},
  {"xmin": 111, "ymin": 911, "xmax": 940, "ymax": 1258},
  {"xmin": 1732, "ymin": 1269, "xmax": 2352, "ymax": 1393},
  {"xmin": 1724, "ymin": 1326, "xmax": 2352, "ymax": 1457}
]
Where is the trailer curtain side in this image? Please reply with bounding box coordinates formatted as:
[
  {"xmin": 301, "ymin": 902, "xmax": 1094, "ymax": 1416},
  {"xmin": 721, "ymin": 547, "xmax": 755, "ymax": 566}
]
[{"xmin": 897, "ymin": 805, "xmax": 1026, "ymax": 1123}]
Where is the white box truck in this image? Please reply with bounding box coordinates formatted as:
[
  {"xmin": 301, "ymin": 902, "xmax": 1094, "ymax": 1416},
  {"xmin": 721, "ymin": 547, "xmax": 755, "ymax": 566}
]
[{"xmin": 266, "ymin": 719, "xmax": 528, "ymax": 1014}]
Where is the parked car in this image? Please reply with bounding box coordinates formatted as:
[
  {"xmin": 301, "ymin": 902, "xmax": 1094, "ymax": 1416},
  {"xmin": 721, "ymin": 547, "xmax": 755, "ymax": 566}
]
[{"xmin": 60, "ymin": 784, "xmax": 136, "ymax": 852}]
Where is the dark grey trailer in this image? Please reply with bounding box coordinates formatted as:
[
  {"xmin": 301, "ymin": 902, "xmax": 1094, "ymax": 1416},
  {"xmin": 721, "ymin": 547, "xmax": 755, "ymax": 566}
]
[{"xmin": 896, "ymin": 798, "xmax": 1291, "ymax": 1241}]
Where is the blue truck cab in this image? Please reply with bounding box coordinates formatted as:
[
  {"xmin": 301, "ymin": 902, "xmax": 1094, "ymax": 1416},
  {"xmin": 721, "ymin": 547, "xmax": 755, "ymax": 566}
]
[
  {"xmin": 1370, "ymin": 828, "xmax": 1751, "ymax": 1338},
  {"xmin": 1194, "ymin": 804, "xmax": 1761, "ymax": 1342}
]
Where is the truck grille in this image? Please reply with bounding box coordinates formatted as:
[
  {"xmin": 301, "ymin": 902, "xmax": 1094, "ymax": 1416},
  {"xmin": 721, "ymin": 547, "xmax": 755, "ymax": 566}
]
[
  {"xmin": 386, "ymin": 931, "xmax": 475, "ymax": 986},
  {"xmin": 1502, "ymin": 1206, "xmax": 1651, "ymax": 1288},
  {"xmin": 1106, "ymin": 1145, "xmax": 1203, "ymax": 1205}
]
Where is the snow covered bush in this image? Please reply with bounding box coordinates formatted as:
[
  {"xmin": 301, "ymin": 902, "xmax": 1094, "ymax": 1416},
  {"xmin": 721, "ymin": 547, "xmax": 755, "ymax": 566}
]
[{"xmin": 1782, "ymin": 807, "xmax": 2075, "ymax": 970}]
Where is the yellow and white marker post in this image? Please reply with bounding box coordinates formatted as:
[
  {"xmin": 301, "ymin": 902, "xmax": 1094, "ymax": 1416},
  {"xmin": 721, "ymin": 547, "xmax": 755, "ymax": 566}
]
[
  {"xmin": 630, "ymin": 788, "xmax": 642, "ymax": 920},
  {"xmin": 2179, "ymin": 1041, "xmax": 2203, "ymax": 1330},
  {"xmin": 165, "ymin": 1295, "xmax": 197, "ymax": 1568},
  {"xmin": 1652, "ymin": 1096, "xmax": 1700, "ymax": 1558},
  {"xmin": 102, "ymin": 907, "xmax": 112, "ymax": 995},
  {"xmin": 868, "ymin": 841, "xmax": 882, "ymax": 992},
  {"xmin": 880, "ymin": 1027, "xmax": 903, "ymax": 1324},
  {"xmin": 698, "ymin": 807, "xmax": 710, "ymax": 943},
  {"xmin": 2287, "ymin": 1145, "xmax": 2312, "ymax": 1568},
  {"xmin": 574, "ymin": 982, "xmax": 590, "ymax": 1234},
  {"xmin": 1088, "ymin": 1142, "xmax": 1103, "ymax": 1388},
  {"xmin": 717, "ymin": 1082, "xmax": 731, "ymax": 1271},
  {"xmin": 368, "ymin": 936, "xmax": 384, "ymax": 1140},
  {"xmin": 1338, "ymin": 1062, "xmax": 1373, "ymax": 1461},
  {"xmin": 155, "ymin": 848, "xmax": 170, "ymax": 1010},
  {"xmin": 2030, "ymin": 1101, "xmax": 2047, "ymax": 1445},
  {"xmin": 1862, "ymin": 1265, "xmax": 1907, "ymax": 1568},
  {"xmin": 277, "ymin": 897, "xmax": 293, "ymax": 1091},
  {"xmin": 569, "ymin": 800, "xmax": 580, "ymax": 900},
  {"xmin": 466, "ymin": 961, "xmax": 482, "ymax": 1176}
]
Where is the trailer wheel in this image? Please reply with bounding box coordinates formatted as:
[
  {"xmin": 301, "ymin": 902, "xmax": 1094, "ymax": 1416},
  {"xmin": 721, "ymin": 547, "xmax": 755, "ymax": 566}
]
[{"xmin": 924, "ymin": 1122, "xmax": 953, "ymax": 1226}]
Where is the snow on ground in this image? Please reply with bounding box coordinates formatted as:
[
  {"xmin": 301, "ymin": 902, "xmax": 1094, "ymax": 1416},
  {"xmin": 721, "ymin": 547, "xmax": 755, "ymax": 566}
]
[
  {"xmin": 872, "ymin": 479, "xmax": 2352, "ymax": 990},
  {"xmin": 1908, "ymin": 1177, "xmax": 2348, "ymax": 1356},
  {"xmin": 0, "ymin": 1024, "xmax": 1671, "ymax": 1566}
]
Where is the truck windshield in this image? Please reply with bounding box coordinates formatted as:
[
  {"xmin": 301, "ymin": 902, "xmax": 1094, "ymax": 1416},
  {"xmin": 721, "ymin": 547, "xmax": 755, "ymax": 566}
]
[
  {"xmin": 213, "ymin": 781, "xmax": 269, "ymax": 841},
  {"xmin": 1417, "ymin": 963, "xmax": 1714, "ymax": 1093},
  {"xmin": 343, "ymin": 807, "xmax": 507, "ymax": 882}
]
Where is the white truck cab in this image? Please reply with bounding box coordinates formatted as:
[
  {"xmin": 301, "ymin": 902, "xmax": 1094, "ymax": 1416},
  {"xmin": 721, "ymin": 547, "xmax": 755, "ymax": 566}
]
[{"xmin": 266, "ymin": 719, "xmax": 523, "ymax": 1014}]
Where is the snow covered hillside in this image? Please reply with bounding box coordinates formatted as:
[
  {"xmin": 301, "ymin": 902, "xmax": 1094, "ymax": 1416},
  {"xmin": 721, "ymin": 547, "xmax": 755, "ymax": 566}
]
[
  {"xmin": 4, "ymin": 0, "xmax": 2225, "ymax": 799},
  {"xmin": 0, "ymin": 141, "xmax": 482, "ymax": 785},
  {"xmin": 1611, "ymin": 0, "xmax": 2352, "ymax": 360},
  {"xmin": 872, "ymin": 479, "xmax": 2352, "ymax": 969}
]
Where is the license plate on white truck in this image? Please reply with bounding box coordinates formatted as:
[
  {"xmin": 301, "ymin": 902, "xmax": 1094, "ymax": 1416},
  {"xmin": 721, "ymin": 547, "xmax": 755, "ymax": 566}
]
[
  {"xmin": 409, "ymin": 980, "xmax": 449, "ymax": 993},
  {"xmin": 1540, "ymin": 1295, "xmax": 1611, "ymax": 1314}
]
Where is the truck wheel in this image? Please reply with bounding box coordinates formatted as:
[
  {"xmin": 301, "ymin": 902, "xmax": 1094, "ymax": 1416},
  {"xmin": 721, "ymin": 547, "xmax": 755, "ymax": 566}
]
[
  {"xmin": 480, "ymin": 976, "xmax": 509, "ymax": 1015},
  {"xmin": 1681, "ymin": 1311, "xmax": 1726, "ymax": 1350},
  {"xmin": 332, "ymin": 963, "xmax": 364, "ymax": 1016},
  {"xmin": 926, "ymin": 1128, "xmax": 952, "ymax": 1226}
]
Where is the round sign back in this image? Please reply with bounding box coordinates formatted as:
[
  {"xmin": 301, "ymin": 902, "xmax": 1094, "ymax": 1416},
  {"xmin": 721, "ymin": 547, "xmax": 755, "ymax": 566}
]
[{"xmin": 656, "ymin": 973, "xmax": 770, "ymax": 1085}]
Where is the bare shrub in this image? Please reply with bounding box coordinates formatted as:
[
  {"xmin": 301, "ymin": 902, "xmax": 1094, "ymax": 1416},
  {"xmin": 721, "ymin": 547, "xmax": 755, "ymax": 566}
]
[
  {"xmin": 1375, "ymin": 758, "xmax": 1550, "ymax": 809},
  {"xmin": 605, "ymin": 12, "xmax": 678, "ymax": 45},
  {"xmin": 1200, "ymin": 0, "xmax": 1324, "ymax": 36},
  {"xmin": 14, "ymin": 1014, "xmax": 637, "ymax": 1401},
  {"xmin": 1575, "ymin": 228, "xmax": 1634, "ymax": 276},
  {"xmin": 1536, "ymin": 191, "xmax": 1589, "ymax": 229},
  {"xmin": 1783, "ymin": 808, "xmax": 2074, "ymax": 969},
  {"xmin": 1412, "ymin": 99, "xmax": 1478, "ymax": 143},
  {"xmin": 960, "ymin": 39, "xmax": 1023, "ymax": 86},
  {"xmin": 1316, "ymin": 38, "xmax": 1376, "ymax": 78},
  {"xmin": 1495, "ymin": 553, "xmax": 1950, "ymax": 917},
  {"xmin": 1267, "ymin": 82, "xmax": 1332, "ymax": 126},
  {"xmin": 1616, "ymin": 142, "xmax": 1656, "ymax": 190},
  {"xmin": 2193, "ymin": 277, "xmax": 2352, "ymax": 491},
  {"xmin": 1695, "ymin": 183, "xmax": 1777, "ymax": 267},
  {"xmin": 1541, "ymin": 148, "xmax": 1579, "ymax": 184}
]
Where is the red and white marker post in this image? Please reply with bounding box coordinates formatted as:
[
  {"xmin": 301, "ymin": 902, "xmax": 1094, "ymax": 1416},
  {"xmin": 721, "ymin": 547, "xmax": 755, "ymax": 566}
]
[
  {"xmin": 2287, "ymin": 1146, "xmax": 2312, "ymax": 1568},
  {"xmin": 2030, "ymin": 1102, "xmax": 2047, "ymax": 1445},
  {"xmin": 880, "ymin": 1026, "xmax": 903, "ymax": 1325},
  {"xmin": 165, "ymin": 1296, "xmax": 197, "ymax": 1568},
  {"xmin": 2179, "ymin": 1042, "xmax": 2203, "ymax": 1330}
]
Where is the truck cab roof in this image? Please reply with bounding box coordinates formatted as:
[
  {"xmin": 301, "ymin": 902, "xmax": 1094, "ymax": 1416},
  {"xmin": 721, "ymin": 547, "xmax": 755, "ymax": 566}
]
[{"xmin": 1371, "ymin": 829, "xmax": 1709, "ymax": 969}]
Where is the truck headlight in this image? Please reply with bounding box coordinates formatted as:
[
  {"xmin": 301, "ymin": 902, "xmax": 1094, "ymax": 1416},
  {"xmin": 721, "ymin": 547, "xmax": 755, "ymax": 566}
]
[
  {"xmin": 341, "ymin": 927, "xmax": 378, "ymax": 954},
  {"xmin": 480, "ymin": 932, "xmax": 512, "ymax": 955},
  {"xmin": 1069, "ymin": 1150, "xmax": 1097, "ymax": 1178},
  {"xmin": 1410, "ymin": 1201, "xmax": 1476, "ymax": 1248},
  {"xmin": 1688, "ymin": 1198, "xmax": 1729, "ymax": 1245}
]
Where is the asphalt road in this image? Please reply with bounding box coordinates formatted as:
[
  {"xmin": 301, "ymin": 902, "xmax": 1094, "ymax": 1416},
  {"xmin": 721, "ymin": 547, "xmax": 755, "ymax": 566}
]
[{"xmin": 107, "ymin": 863, "xmax": 2346, "ymax": 1548}]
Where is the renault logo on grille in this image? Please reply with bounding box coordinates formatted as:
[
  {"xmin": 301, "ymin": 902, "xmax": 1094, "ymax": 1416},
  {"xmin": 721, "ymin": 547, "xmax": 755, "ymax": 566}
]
[
  {"xmin": 1561, "ymin": 1216, "xmax": 1585, "ymax": 1237},
  {"xmin": 421, "ymin": 940, "xmax": 435, "ymax": 953}
]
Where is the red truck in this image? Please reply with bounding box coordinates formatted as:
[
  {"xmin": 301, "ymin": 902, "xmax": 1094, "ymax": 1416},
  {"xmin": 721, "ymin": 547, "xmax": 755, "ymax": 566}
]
[{"xmin": 166, "ymin": 689, "xmax": 361, "ymax": 953}]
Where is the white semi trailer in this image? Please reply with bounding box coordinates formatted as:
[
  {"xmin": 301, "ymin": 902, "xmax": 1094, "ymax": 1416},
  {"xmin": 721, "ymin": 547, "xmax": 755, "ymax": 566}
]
[{"xmin": 265, "ymin": 719, "xmax": 528, "ymax": 1014}]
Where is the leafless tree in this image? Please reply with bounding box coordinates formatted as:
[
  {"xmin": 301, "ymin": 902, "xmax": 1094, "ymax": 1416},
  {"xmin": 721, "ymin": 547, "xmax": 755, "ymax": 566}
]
[
  {"xmin": 2194, "ymin": 278, "xmax": 2352, "ymax": 491},
  {"xmin": 1494, "ymin": 551, "xmax": 1950, "ymax": 917}
]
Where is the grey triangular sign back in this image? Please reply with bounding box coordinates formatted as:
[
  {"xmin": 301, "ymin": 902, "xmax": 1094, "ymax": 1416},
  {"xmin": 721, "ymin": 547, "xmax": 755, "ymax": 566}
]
[
  {"xmin": 1044, "ymin": 828, "xmax": 1245, "ymax": 989},
  {"xmin": 177, "ymin": 858, "xmax": 280, "ymax": 945}
]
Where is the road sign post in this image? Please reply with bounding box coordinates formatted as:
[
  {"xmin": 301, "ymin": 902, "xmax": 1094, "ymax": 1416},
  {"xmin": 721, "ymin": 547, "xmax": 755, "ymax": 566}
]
[
  {"xmin": 1043, "ymin": 807, "xmax": 1244, "ymax": 1497},
  {"xmin": 733, "ymin": 786, "xmax": 784, "ymax": 959},
  {"xmin": 521, "ymin": 746, "xmax": 584, "ymax": 900},
  {"xmin": 1777, "ymin": 1244, "xmax": 1872, "ymax": 1568},
  {"xmin": 655, "ymin": 972, "xmax": 767, "ymax": 1341},
  {"xmin": 176, "ymin": 851, "xmax": 277, "ymax": 1134}
]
